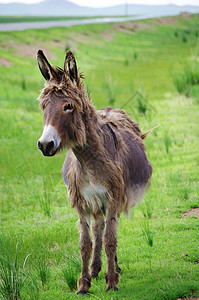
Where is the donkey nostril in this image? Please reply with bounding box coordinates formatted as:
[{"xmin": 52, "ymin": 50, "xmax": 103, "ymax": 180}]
[
  {"xmin": 38, "ymin": 140, "xmax": 43, "ymax": 151},
  {"xmin": 46, "ymin": 140, "xmax": 55, "ymax": 153}
]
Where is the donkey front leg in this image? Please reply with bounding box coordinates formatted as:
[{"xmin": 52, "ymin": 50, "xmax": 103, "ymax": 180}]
[
  {"xmin": 77, "ymin": 213, "xmax": 92, "ymax": 295},
  {"xmin": 90, "ymin": 214, "xmax": 105, "ymax": 279},
  {"xmin": 104, "ymin": 210, "xmax": 119, "ymax": 292}
]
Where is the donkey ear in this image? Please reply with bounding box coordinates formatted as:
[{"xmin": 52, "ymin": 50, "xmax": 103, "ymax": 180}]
[
  {"xmin": 64, "ymin": 50, "xmax": 78, "ymax": 83},
  {"xmin": 37, "ymin": 50, "xmax": 57, "ymax": 81}
]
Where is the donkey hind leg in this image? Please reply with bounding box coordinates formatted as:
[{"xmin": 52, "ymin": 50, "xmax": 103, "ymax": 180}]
[
  {"xmin": 115, "ymin": 212, "xmax": 121, "ymax": 274},
  {"xmin": 77, "ymin": 213, "xmax": 92, "ymax": 295},
  {"xmin": 115, "ymin": 254, "xmax": 121, "ymax": 274},
  {"xmin": 90, "ymin": 214, "xmax": 105, "ymax": 279},
  {"xmin": 104, "ymin": 210, "xmax": 119, "ymax": 292}
]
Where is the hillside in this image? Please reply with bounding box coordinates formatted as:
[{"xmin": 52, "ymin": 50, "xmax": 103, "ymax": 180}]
[{"xmin": 0, "ymin": 0, "xmax": 199, "ymax": 16}]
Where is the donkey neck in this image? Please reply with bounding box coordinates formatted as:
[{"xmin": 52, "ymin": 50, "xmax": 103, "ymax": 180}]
[
  {"xmin": 73, "ymin": 134, "xmax": 103, "ymax": 166},
  {"xmin": 72, "ymin": 112, "xmax": 106, "ymax": 171}
]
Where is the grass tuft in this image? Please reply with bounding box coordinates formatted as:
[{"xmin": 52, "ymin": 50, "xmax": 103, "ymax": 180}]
[
  {"xmin": 36, "ymin": 254, "xmax": 51, "ymax": 287},
  {"xmin": 134, "ymin": 51, "xmax": 138, "ymax": 60},
  {"xmin": 174, "ymin": 62, "xmax": 199, "ymax": 98},
  {"xmin": 39, "ymin": 177, "xmax": 53, "ymax": 218},
  {"xmin": 140, "ymin": 218, "xmax": 154, "ymax": 271},
  {"xmin": 174, "ymin": 31, "xmax": 178, "ymax": 37},
  {"xmin": 140, "ymin": 198, "xmax": 154, "ymax": 219},
  {"xmin": 164, "ymin": 132, "xmax": 172, "ymax": 154},
  {"xmin": 21, "ymin": 76, "xmax": 26, "ymax": 91},
  {"xmin": 182, "ymin": 34, "xmax": 188, "ymax": 43},
  {"xmin": 136, "ymin": 91, "xmax": 148, "ymax": 115},
  {"xmin": 0, "ymin": 235, "xmax": 31, "ymax": 299},
  {"xmin": 61, "ymin": 256, "xmax": 81, "ymax": 291},
  {"xmin": 141, "ymin": 219, "xmax": 154, "ymax": 248},
  {"xmin": 124, "ymin": 57, "xmax": 129, "ymax": 66},
  {"xmin": 104, "ymin": 77, "xmax": 116, "ymax": 106}
]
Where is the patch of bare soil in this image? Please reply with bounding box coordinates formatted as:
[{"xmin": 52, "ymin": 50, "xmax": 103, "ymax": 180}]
[
  {"xmin": 70, "ymin": 32, "xmax": 93, "ymax": 45},
  {"xmin": 70, "ymin": 30, "xmax": 114, "ymax": 46},
  {"xmin": 181, "ymin": 12, "xmax": 192, "ymax": 19},
  {"xmin": 1, "ymin": 41, "xmax": 56, "ymax": 60},
  {"xmin": 155, "ymin": 17, "xmax": 177, "ymax": 25},
  {"xmin": 182, "ymin": 208, "xmax": 199, "ymax": 219},
  {"xmin": 0, "ymin": 57, "xmax": 11, "ymax": 67},
  {"xmin": 100, "ymin": 31, "xmax": 114, "ymax": 41},
  {"xmin": 115, "ymin": 22, "xmax": 154, "ymax": 33},
  {"xmin": 49, "ymin": 39, "xmax": 77, "ymax": 52}
]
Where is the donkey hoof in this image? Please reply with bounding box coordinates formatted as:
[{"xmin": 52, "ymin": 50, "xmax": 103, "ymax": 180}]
[
  {"xmin": 106, "ymin": 285, "xmax": 118, "ymax": 292},
  {"xmin": 77, "ymin": 289, "xmax": 89, "ymax": 296}
]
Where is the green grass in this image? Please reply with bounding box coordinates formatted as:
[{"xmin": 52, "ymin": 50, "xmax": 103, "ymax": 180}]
[
  {"xmin": 173, "ymin": 62, "xmax": 199, "ymax": 99},
  {"xmin": 0, "ymin": 236, "xmax": 32, "ymax": 299},
  {"xmin": 61, "ymin": 255, "xmax": 81, "ymax": 291},
  {"xmin": 0, "ymin": 16, "xmax": 88, "ymax": 23},
  {"xmin": 0, "ymin": 15, "xmax": 134, "ymax": 24},
  {"xmin": 0, "ymin": 14, "xmax": 199, "ymax": 299}
]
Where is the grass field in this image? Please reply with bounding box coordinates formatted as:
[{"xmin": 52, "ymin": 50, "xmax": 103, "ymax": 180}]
[
  {"xmin": 0, "ymin": 16, "xmax": 90, "ymax": 23},
  {"xmin": 0, "ymin": 15, "xmax": 128, "ymax": 24},
  {"xmin": 0, "ymin": 14, "xmax": 199, "ymax": 300}
]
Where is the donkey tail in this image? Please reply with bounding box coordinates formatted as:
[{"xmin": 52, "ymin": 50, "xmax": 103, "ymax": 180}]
[{"xmin": 141, "ymin": 125, "xmax": 159, "ymax": 139}]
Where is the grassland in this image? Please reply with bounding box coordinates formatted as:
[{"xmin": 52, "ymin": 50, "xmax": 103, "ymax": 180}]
[
  {"xmin": 0, "ymin": 14, "xmax": 199, "ymax": 300},
  {"xmin": 0, "ymin": 15, "xmax": 127, "ymax": 24},
  {"xmin": 0, "ymin": 16, "xmax": 89, "ymax": 23}
]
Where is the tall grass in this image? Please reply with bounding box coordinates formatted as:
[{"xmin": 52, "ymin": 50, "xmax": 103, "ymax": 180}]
[
  {"xmin": 141, "ymin": 219, "xmax": 153, "ymax": 248},
  {"xmin": 140, "ymin": 198, "xmax": 154, "ymax": 219},
  {"xmin": 104, "ymin": 77, "xmax": 116, "ymax": 106},
  {"xmin": 0, "ymin": 236, "xmax": 31, "ymax": 299},
  {"xmin": 61, "ymin": 255, "xmax": 81, "ymax": 291},
  {"xmin": 137, "ymin": 94, "xmax": 147, "ymax": 115},
  {"xmin": 164, "ymin": 132, "xmax": 172, "ymax": 154},
  {"xmin": 174, "ymin": 63, "xmax": 199, "ymax": 97},
  {"xmin": 39, "ymin": 177, "xmax": 53, "ymax": 217},
  {"xmin": 134, "ymin": 51, "xmax": 138, "ymax": 60},
  {"xmin": 36, "ymin": 254, "xmax": 51, "ymax": 287},
  {"xmin": 140, "ymin": 218, "xmax": 154, "ymax": 271}
]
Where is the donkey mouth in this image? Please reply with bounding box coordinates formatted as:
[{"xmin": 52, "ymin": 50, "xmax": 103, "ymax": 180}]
[{"xmin": 42, "ymin": 147, "xmax": 58, "ymax": 157}]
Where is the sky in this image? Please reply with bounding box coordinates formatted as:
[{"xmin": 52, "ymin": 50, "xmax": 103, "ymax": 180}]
[{"xmin": 0, "ymin": 0, "xmax": 199, "ymax": 7}]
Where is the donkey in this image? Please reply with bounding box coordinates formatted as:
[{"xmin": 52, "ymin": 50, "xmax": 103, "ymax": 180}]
[{"xmin": 37, "ymin": 50, "xmax": 152, "ymax": 294}]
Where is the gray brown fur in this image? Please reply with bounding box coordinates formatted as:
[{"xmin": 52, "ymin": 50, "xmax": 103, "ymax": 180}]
[{"xmin": 37, "ymin": 50, "xmax": 152, "ymax": 294}]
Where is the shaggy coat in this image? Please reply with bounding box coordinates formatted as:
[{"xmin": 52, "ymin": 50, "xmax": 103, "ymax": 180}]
[{"xmin": 37, "ymin": 50, "xmax": 152, "ymax": 294}]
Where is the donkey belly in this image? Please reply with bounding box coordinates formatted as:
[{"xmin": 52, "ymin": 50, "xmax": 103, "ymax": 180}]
[{"xmin": 81, "ymin": 182, "xmax": 108, "ymax": 215}]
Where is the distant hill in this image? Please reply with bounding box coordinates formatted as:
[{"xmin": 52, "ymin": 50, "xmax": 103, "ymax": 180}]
[{"xmin": 0, "ymin": 0, "xmax": 199, "ymax": 17}]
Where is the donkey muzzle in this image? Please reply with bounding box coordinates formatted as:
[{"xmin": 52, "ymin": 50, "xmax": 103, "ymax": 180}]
[{"xmin": 38, "ymin": 125, "xmax": 61, "ymax": 156}]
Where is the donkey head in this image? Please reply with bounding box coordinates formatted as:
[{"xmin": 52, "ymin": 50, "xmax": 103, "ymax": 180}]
[{"xmin": 37, "ymin": 50, "xmax": 87, "ymax": 156}]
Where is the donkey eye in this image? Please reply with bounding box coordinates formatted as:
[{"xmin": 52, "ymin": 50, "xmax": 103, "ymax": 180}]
[{"xmin": 63, "ymin": 104, "xmax": 73, "ymax": 112}]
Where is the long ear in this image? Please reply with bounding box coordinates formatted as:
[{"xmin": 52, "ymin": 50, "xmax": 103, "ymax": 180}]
[
  {"xmin": 64, "ymin": 50, "xmax": 78, "ymax": 83},
  {"xmin": 37, "ymin": 50, "xmax": 58, "ymax": 81}
]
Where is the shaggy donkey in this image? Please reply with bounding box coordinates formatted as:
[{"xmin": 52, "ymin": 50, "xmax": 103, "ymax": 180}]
[{"xmin": 37, "ymin": 50, "xmax": 152, "ymax": 294}]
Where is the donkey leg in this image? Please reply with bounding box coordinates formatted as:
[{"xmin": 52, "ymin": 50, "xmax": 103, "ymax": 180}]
[
  {"xmin": 77, "ymin": 213, "xmax": 92, "ymax": 295},
  {"xmin": 104, "ymin": 210, "xmax": 119, "ymax": 292},
  {"xmin": 115, "ymin": 211, "xmax": 121, "ymax": 274},
  {"xmin": 115, "ymin": 254, "xmax": 121, "ymax": 274},
  {"xmin": 90, "ymin": 214, "xmax": 105, "ymax": 279}
]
